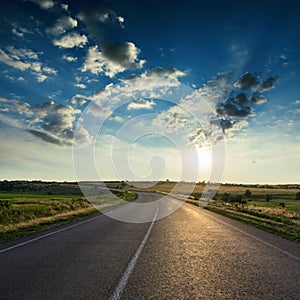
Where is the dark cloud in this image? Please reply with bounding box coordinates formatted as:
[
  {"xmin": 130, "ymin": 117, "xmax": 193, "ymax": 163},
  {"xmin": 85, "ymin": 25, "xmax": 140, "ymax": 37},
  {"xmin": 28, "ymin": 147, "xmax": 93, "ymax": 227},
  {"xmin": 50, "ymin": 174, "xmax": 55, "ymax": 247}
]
[
  {"xmin": 234, "ymin": 72, "xmax": 279, "ymax": 93},
  {"xmin": 78, "ymin": 5, "xmax": 144, "ymax": 77},
  {"xmin": 27, "ymin": 129, "xmax": 72, "ymax": 146},
  {"xmin": 78, "ymin": 5, "xmax": 121, "ymax": 44},
  {"xmin": 257, "ymin": 76, "xmax": 279, "ymax": 92},
  {"xmin": 1, "ymin": 97, "xmax": 91, "ymax": 146},
  {"xmin": 216, "ymin": 93, "xmax": 252, "ymax": 118},
  {"xmin": 102, "ymin": 42, "xmax": 144, "ymax": 70},
  {"xmin": 234, "ymin": 72, "xmax": 258, "ymax": 90},
  {"xmin": 249, "ymin": 94, "xmax": 267, "ymax": 104}
]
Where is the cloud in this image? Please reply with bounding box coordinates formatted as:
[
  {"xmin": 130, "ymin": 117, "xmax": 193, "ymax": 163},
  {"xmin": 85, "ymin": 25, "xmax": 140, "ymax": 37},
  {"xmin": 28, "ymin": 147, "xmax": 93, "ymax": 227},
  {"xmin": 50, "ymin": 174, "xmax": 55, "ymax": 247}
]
[
  {"xmin": 78, "ymin": 5, "xmax": 144, "ymax": 77},
  {"xmin": 61, "ymin": 3, "xmax": 68, "ymax": 11},
  {"xmin": 74, "ymin": 83, "xmax": 87, "ymax": 89},
  {"xmin": 26, "ymin": 0, "xmax": 56, "ymax": 9},
  {"xmin": 249, "ymin": 94, "xmax": 267, "ymax": 104},
  {"xmin": 257, "ymin": 76, "xmax": 279, "ymax": 92},
  {"xmin": 27, "ymin": 129, "xmax": 71, "ymax": 146},
  {"xmin": 234, "ymin": 72, "xmax": 258, "ymax": 90},
  {"xmin": 127, "ymin": 99, "xmax": 156, "ymax": 110},
  {"xmin": 234, "ymin": 72, "xmax": 279, "ymax": 93},
  {"xmin": 53, "ymin": 32, "xmax": 88, "ymax": 48},
  {"xmin": 0, "ymin": 49, "xmax": 31, "ymax": 71},
  {"xmin": 43, "ymin": 66, "xmax": 57, "ymax": 75},
  {"xmin": 78, "ymin": 5, "xmax": 125, "ymax": 37},
  {"xmin": 102, "ymin": 42, "xmax": 146, "ymax": 75},
  {"xmin": 47, "ymin": 16, "xmax": 77, "ymax": 36},
  {"xmin": 216, "ymin": 93, "xmax": 252, "ymax": 118},
  {"xmin": 294, "ymin": 100, "xmax": 300, "ymax": 105},
  {"xmin": 0, "ymin": 47, "xmax": 57, "ymax": 82},
  {"xmin": 81, "ymin": 46, "xmax": 105, "ymax": 75},
  {"xmin": 0, "ymin": 97, "xmax": 91, "ymax": 146},
  {"xmin": 81, "ymin": 44, "xmax": 145, "ymax": 78},
  {"xmin": 146, "ymin": 67, "xmax": 186, "ymax": 79},
  {"xmin": 62, "ymin": 55, "xmax": 78, "ymax": 62},
  {"xmin": 151, "ymin": 71, "xmax": 278, "ymax": 147}
]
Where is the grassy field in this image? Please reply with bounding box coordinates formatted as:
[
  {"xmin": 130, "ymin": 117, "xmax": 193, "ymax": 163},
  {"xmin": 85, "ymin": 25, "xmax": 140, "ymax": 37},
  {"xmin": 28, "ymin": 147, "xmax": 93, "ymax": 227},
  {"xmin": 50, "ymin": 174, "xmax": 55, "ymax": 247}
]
[
  {"xmin": 1, "ymin": 180, "xmax": 300, "ymax": 244},
  {"xmin": 132, "ymin": 181, "xmax": 300, "ymax": 243},
  {"xmin": 0, "ymin": 190, "xmax": 137, "ymax": 243}
]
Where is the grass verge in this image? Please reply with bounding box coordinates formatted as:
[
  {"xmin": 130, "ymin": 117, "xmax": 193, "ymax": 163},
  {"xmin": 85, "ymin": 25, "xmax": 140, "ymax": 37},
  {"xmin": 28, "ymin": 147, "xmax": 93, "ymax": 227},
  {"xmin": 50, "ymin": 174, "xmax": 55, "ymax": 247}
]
[
  {"xmin": 204, "ymin": 204, "xmax": 300, "ymax": 244},
  {"xmin": 0, "ymin": 190, "xmax": 137, "ymax": 243}
]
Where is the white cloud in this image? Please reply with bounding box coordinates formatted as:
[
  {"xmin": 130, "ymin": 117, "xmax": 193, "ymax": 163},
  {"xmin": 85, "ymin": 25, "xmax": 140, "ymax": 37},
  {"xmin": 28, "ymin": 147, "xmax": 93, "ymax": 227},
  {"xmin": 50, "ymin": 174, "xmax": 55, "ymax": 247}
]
[
  {"xmin": 36, "ymin": 74, "xmax": 48, "ymax": 82},
  {"xmin": 47, "ymin": 16, "xmax": 77, "ymax": 36},
  {"xmin": 0, "ymin": 49, "xmax": 31, "ymax": 71},
  {"xmin": 81, "ymin": 46, "xmax": 105, "ymax": 75},
  {"xmin": 61, "ymin": 3, "xmax": 68, "ymax": 11},
  {"xmin": 43, "ymin": 66, "xmax": 57, "ymax": 75},
  {"xmin": 81, "ymin": 43, "xmax": 146, "ymax": 78},
  {"xmin": 62, "ymin": 54, "xmax": 78, "ymax": 62},
  {"xmin": 127, "ymin": 99, "xmax": 156, "ymax": 110},
  {"xmin": 53, "ymin": 32, "xmax": 88, "ymax": 48},
  {"xmin": 26, "ymin": 0, "xmax": 56, "ymax": 9},
  {"xmin": 7, "ymin": 46, "xmax": 39, "ymax": 60},
  {"xmin": 0, "ymin": 47, "xmax": 57, "ymax": 82},
  {"xmin": 294, "ymin": 100, "xmax": 300, "ymax": 105},
  {"xmin": 74, "ymin": 83, "xmax": 87, "ymax": 89},
  {"xmin": 110, "ymin": 115, "xmax": 123, "ymax": 122}
]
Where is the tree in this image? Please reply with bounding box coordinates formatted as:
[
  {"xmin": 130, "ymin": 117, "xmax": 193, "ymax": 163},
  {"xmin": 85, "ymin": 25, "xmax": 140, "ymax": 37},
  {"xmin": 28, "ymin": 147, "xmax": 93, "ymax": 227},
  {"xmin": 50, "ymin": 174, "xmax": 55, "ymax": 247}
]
[
  {"xmin": 265, "ymin": 194, "xmax": 272, "ymax": 202},
  {"xmin": 279, "ymin": 202, "xmax": 285, "ymax": 208},
  {"xmin": 296, "ymin": 192, "xmax": 300, "ymax": 200},
  {"xmin": 244, "ymin": 189, "xmax": 252, "ymax": 197}
]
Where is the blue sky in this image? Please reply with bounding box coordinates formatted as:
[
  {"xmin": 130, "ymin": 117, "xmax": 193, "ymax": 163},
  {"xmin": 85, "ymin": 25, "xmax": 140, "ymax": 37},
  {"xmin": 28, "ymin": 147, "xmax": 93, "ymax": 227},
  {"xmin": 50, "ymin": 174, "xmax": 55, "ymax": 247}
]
[{"xmin": 0, "ymin": 0, "xmax": 299, "ymax": 183}]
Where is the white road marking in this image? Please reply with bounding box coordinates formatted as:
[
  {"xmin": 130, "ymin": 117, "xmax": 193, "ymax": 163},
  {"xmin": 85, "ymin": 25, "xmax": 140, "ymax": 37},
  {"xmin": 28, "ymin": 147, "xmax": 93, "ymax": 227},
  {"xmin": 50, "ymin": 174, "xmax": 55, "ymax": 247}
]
[
  {"xmin": 194, "ymin": 206, "xmax": 300, "ymax": 262},
  {"xmin": 110, "ymin": 207, "xmax": 159, "ymax": 300},
  {"xmin": 0, "ymin": 214, "xmax": 104, "ymax": 254}
]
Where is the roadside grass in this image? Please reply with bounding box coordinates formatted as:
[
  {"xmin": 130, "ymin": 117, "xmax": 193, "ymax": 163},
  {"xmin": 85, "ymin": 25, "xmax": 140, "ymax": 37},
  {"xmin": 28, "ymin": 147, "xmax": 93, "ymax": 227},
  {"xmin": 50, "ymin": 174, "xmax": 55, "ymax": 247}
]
[
  {"xmin": 146, "ymin": 182, "xmax": 300, "ymax": 244},
  {"xmin": 204, "ymin": 204, "xmax": 300, "ymax": 244},
  {"xmin": 0, "ymin": 190, "xmax": 137, "ymax": 243}
]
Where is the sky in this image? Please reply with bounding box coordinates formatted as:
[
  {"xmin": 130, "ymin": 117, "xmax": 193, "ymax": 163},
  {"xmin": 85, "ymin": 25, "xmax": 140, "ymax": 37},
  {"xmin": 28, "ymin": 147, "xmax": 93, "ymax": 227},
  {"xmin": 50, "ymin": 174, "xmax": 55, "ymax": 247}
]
[{"xmin": 0, "ymin": 0, "xmax": 300, "ymax": 183}]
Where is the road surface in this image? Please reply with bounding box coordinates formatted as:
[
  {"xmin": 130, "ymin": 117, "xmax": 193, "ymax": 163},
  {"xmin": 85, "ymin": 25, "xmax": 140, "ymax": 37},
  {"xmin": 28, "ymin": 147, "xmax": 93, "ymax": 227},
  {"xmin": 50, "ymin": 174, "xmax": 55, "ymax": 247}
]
[{"xmin": 0, "ymin": 192, "xmax": 300, "ymax": 299}]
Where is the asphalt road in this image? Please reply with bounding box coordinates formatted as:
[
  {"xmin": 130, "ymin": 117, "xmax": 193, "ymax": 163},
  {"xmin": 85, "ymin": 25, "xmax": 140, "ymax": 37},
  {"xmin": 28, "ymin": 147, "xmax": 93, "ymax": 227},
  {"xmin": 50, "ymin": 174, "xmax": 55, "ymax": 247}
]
[{"xmin": 0, "ymin": 192, "xmax": 300, "ymax": 299}]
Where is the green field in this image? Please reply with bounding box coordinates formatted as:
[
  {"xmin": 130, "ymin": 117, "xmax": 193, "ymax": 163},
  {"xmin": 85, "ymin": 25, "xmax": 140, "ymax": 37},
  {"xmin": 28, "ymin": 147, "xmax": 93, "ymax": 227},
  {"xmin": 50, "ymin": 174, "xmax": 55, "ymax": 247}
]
[{"xmin": 0, "ymin": 189, "xmax": 137, "ymax": 242}]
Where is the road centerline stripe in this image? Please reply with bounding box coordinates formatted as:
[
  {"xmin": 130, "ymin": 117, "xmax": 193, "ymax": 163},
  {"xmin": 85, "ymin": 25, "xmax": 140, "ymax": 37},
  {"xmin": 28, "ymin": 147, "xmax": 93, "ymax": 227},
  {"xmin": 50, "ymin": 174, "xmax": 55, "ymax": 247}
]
[{"xmin": 110, "ymin": 207, "xmax": 159, "ymax": 300}]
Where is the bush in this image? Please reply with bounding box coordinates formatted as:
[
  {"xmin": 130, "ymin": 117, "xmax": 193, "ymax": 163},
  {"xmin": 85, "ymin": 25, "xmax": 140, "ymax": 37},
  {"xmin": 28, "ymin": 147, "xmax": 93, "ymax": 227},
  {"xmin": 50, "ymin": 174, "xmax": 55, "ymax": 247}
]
[
  {"xmin": 279, "ymin": 202, "xmax": 285, "ymax": 208},
  {"xmin": 244, "ymin": 189, "xmax": 252, "ymax": 197},
  {"xmin": 265, "ymin": 194, "xmax": 272, "ymax": 202},
  {"xmin": 296, "ymin": 192, "xmax": 300, "ymax": 200}
]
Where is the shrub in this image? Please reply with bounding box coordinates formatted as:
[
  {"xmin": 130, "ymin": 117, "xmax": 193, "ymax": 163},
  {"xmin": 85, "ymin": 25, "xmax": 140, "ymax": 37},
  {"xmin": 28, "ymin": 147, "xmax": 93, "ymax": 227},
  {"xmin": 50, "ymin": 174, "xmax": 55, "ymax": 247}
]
[
  {"xmin": 265, "ymin": 194, "xmax": 272, "ymax": 202},
  {"xmin": 244, "ymin": 189, "xmax": 252, "ymax": 197},
  {"xmin": 279, "ymin": 202, "xmax": 285, "ymax": 208}
]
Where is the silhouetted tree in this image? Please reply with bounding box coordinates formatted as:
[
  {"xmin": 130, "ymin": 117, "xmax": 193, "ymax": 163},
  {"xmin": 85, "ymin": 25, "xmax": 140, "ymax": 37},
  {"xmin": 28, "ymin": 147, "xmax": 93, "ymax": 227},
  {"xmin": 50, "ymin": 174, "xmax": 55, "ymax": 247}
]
[{"xmin": 244, "ymin": 189, "xmax": 252, "ymax": 197}]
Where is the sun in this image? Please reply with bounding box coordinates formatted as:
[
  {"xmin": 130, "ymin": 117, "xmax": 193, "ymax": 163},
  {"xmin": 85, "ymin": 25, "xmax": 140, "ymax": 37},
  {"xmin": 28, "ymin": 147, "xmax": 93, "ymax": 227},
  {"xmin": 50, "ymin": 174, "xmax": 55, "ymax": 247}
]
[{"xmin": 195, "ymin": 146, "xmax": 212, "ymax": 169}]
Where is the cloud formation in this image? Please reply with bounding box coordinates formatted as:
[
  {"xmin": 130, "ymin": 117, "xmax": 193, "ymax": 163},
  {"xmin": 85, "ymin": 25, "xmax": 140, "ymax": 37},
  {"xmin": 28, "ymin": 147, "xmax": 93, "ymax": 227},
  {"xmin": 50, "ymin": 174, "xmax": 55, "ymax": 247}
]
[
  {"xmin": 78, "ymin": 5, "xmax": 145, "ymax": 77},
  {"xmin": 47, "ymin": 16, "xmax": 77, "ymax": 36},
  {"xmin": 0, "ymin": 47, "xmax": 57, "ymax": 82},
  {"xmin": 26, "ymin": 0, "xmax": 56, "ymax": 10},
  {"xmin": 53, "ymin": 32, "xmax": 88, "ymax": 48},
  {"xmin": 0, "ymin": 97, "xmax": 91, "ymax": 146},
  {"xmin": 127, "ymin": 99, "xmax": 156, "ymax": 110},
  {"xmin": 81, "ymin": 44, "xmax": 145, "ymax": 78}
]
